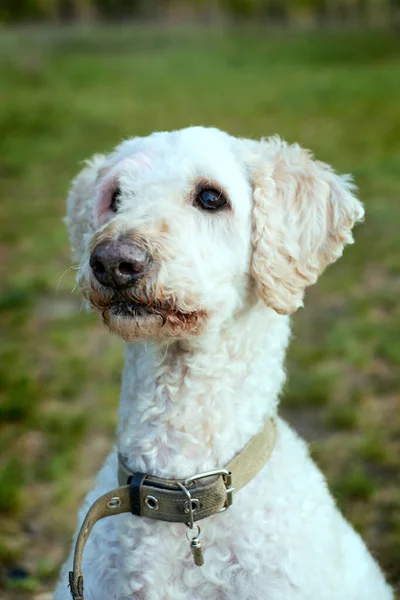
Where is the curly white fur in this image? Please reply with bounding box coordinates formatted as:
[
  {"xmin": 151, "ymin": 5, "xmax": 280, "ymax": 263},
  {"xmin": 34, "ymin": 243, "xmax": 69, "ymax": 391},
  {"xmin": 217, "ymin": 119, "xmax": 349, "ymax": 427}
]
[{"xmin": 56, "ymin": 127, "xmax": 392, "ymax": 600}]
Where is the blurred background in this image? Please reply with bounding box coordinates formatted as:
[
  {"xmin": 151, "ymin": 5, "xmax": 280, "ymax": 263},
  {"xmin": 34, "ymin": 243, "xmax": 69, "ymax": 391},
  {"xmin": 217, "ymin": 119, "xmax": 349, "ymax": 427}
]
[{"xmin": 1, "ymin": 1, "xmax": 400, "ymax": 598}]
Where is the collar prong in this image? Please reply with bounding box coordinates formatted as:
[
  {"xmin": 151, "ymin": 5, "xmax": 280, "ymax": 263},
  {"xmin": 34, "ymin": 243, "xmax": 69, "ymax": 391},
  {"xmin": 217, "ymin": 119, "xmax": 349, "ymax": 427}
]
[{"xmin": 177, "ymin": 481, "xmax": 195, "ymax": 529}]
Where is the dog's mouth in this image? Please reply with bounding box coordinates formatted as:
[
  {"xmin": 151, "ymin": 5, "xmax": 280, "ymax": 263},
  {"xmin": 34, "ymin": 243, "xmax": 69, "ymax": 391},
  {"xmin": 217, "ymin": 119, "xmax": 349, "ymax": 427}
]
[
  {"xmin": 110, "ymin": 300, "xmax": 161, "ymax": 319},
  {"xmin": 82, "ymin": 281, "xmax": 206, "ymax": 339},
  {"xmin": 109, "ymin": 300, "xmax": 201, "ymax": 330},
  {"xmin": 108, "ymin": 296, "xmax": 181, "ymax": 326}
]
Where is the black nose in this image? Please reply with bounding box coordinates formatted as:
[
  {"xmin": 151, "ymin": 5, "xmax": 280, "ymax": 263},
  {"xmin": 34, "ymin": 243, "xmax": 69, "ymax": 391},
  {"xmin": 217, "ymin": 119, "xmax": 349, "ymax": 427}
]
[{"xmin": 90, "ymin": 239, "xmax": 152, "ymax": 289}]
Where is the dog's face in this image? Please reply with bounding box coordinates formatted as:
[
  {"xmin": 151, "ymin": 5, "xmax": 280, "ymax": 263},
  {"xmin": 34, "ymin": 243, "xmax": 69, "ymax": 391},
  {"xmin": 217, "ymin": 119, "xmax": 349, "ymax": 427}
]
[
  {"xmin": 67, "ymin": 127, "xmax": 364, "ymax": 341},
  {"xmin": 69, "ymin": 128, "xmax": 254, "ymax": 340}
]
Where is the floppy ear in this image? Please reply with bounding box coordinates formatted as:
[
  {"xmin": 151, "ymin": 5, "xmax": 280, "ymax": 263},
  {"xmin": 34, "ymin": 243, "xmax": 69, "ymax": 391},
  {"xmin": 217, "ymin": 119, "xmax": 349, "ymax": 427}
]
[
  {"xmin": 65, "ymin": 154, "xmax": 107, "ymax": 262},
  {"xmin": 246, "ymin": 137, "xmax": 364, "ymax": 315}
]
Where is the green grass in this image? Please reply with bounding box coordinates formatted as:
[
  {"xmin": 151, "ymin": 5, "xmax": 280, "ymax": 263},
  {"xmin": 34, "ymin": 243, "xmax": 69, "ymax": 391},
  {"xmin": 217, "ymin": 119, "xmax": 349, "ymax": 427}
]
[
  {"xmin": 333, "ymin": 467, "xmax": 377, "ymax": 502},
  {"xmin": 325, "ymin": 404, "xmax": 358, "ymax": 430},
  {"xmin": 1, "ymin": 25, "xmax": 400, "ymax": 597}
]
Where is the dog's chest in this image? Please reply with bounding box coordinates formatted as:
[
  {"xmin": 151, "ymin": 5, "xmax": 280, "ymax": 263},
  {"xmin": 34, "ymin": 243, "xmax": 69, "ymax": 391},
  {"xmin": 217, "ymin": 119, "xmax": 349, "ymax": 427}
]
[
  {"xmin": 79, "ymin": 454, "xmax": 295, "ymax": 600},
  {"xmin": 84, "ymin": 506, "xmax": 280, "ymax": 600},
  {"xmin": 71, "ymin": 426, "xmax": 393, "ymax": 600}
]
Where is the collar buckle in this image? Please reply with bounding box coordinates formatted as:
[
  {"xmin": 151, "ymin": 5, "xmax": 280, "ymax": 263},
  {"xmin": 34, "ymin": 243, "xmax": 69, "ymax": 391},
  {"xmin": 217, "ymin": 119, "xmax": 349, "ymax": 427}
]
[{"xmin": 184, "ymin": 469, "xmax": 235, "ymax": 512}]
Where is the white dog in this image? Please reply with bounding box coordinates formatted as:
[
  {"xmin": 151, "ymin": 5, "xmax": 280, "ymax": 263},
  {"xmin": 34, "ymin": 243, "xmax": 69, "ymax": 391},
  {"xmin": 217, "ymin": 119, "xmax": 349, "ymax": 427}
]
[{"xmin": 55, "ymin": 127, "xmax": 392, "ymax": 600}]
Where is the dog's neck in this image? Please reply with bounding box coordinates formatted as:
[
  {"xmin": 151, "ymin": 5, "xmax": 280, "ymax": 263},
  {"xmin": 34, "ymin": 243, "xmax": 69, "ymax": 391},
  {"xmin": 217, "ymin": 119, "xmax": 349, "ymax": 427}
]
[{"xmin": 117, "ymin": 304, "xmax": 290, "ymax": 479}]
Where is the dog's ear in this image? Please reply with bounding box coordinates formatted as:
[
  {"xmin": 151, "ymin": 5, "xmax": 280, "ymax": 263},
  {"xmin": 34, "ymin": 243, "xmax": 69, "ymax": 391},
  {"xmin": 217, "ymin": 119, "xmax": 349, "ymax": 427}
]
[
  {"xmin": 65, "ymin": 154, "xmax": 107, "ymax": 262},
  {"xmin": 242, "ymin": 137, "xmax": 364, "ymax": 315}
]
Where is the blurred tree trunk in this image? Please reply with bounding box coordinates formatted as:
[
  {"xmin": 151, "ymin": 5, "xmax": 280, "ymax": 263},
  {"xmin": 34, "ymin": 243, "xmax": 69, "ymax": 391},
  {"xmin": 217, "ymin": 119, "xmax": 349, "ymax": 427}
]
[
  {"xmin": 58, "ymin": 0, "xmax": 76, "ymax": 21},
  {"xmin": 389, "ymin": 0, "xmax": 400, "ymax": 30},
  {"xmin": 94, "ymin": 0, "xmax": 143, "ymax": 20},
  {"xmin": 264, "ymin": 1, "xmax": 289, "ymax": 25},
  {"xmin": 334, "ymin": 2, "xmax": 350, "ymax": 22},
  {"xmin": 315, "ymin": 0, "xmax": 329, "ymax": 25},
  {"xmin": 388, "ymin": 0, "xmax": 400, "ymax": 27},
  {"xmin": 355, "ymin": 0, "xmax": 368, "ymax": 21}
]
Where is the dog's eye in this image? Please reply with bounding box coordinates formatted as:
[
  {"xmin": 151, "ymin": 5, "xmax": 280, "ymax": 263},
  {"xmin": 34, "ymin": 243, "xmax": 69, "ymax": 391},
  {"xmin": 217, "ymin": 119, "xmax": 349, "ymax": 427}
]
[
  {"xmin": 195, "ymin": 188, "xmax": 228, "ymax": 211},
  {"xmin": 110, "ymin": 187, "xmax": 122, "ymax": 213}
]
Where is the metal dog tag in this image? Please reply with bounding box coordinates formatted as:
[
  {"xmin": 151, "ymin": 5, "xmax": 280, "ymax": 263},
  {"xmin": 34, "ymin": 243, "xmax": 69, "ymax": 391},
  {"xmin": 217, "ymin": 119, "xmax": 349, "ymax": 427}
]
[
  {"xmin": 186, "ymin": 524, "xmax": 204, "ymax": 567},
  {"xmin": 190, "ymin": 538, "xmax": 204, "ymax": 567}
]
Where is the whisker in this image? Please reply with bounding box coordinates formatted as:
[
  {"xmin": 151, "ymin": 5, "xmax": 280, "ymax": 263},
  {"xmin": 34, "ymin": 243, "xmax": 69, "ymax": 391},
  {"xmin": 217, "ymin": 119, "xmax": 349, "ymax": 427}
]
[
  {"xmin": 157, "ymin": 342, "xmax": 170, "ymax": 366},
  {"xmin": 71, "ymin": 281, "xmax": 81, "ymax": 293},
  {"xmin": 77, "ymin": 285, "xmax": 90, "ymax": 295},
  {"xmin": 57, "ymin": 265, "xmax": 79, "ymax": 291}
]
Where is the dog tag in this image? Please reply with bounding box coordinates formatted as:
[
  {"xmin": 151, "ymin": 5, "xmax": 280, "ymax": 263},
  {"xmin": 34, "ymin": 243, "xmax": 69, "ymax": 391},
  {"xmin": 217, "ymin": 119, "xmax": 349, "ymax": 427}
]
[{"xmin": 190, "ymin": 538, "xmax": 204, "ymax": 567}]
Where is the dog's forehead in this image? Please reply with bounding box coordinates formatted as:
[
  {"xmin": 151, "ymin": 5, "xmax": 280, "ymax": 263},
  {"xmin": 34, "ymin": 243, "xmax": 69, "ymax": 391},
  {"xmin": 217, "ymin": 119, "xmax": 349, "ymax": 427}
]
[
  {"xmin": 166, "ymin": 128, "xmax": 242, "ymax": 181},
  {"xmin": 116, "ymin": 127, "xmax": 234, "ymax": 159},
  {"xmin": 112, "ymin": 127, "xmax": 250, "ymax": 207},
  {"xmin": 170, "ymin": 126, "xmax": 234, "ymax": 159}
]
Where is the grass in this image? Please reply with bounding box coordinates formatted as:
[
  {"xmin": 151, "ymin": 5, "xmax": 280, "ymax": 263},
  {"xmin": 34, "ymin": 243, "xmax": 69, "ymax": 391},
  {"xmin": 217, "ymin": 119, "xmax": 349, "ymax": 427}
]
[{"xmin": 1, "ymin": 24, "xmax": 399, "ymax": 598}]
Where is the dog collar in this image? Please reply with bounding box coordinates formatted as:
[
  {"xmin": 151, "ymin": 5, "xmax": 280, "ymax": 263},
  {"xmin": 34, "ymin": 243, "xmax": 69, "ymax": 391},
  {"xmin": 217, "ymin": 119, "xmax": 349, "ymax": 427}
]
[{"xmin": 69, "ymin": 417, "xmax": 277, "ymax": 600}]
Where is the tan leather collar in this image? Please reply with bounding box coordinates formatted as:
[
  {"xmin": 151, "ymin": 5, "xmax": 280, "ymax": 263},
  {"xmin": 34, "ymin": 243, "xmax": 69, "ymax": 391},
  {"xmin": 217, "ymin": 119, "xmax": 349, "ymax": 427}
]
[{"xmin": 69, "ymin": 418, "xmax": 277, "ymax": 600}]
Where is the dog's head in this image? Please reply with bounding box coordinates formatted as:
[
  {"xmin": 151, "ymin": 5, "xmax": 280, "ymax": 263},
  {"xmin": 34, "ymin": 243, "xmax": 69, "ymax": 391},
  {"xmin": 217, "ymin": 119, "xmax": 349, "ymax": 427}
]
[{"xmin": 66, "ymin": 127, "xmax": 363, "ymax": 341}]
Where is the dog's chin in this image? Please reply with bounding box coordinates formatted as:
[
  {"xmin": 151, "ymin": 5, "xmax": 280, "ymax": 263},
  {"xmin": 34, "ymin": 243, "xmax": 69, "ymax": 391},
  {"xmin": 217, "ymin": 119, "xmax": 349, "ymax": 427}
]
[
  {"xmin": 104, "ymin": 306, "xmax": 166, "ymax": 340},
  {"xmin": 98, "ymin": 301, "xmax": 205, "ymax": 341}
]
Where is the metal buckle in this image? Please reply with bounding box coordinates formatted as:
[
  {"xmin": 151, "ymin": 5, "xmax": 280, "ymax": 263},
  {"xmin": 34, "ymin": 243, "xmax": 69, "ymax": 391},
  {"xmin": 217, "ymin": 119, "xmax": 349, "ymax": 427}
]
[
  {"xmin": 184, "ymin": 498, "xmax": 200, "ymax": 515},
  {"xmin": 177, "ymin": 482, "xmax": 196, "ymax": 529},
  {"xmin": 178, "ymin": 469, "xmax": 235, "ymax": 528},
  {"xmin": 184, "ymin": 469, "xmax": 235, "ymax": 513}
]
